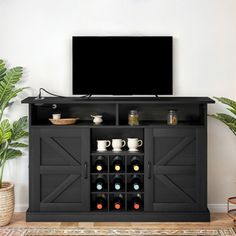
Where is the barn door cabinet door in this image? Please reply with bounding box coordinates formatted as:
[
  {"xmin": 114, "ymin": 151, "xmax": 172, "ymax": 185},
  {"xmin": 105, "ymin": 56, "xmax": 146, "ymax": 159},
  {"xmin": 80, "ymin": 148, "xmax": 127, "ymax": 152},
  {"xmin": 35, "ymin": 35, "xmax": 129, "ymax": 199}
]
[
  {"xmin": 144, "ymin": 128, "xmax": 207, "ymax": 212},
  {"xmin": 29, "ymin": 127, "xmax": 90, "ymax": 212}
]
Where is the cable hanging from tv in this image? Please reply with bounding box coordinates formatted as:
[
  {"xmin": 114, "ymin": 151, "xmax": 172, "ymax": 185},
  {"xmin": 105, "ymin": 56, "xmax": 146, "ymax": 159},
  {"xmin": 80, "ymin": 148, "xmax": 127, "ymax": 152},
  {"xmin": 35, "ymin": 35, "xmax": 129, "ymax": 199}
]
[{"xmin": 35, "ymin": 88, "xmax": 90, "ymax": 100}]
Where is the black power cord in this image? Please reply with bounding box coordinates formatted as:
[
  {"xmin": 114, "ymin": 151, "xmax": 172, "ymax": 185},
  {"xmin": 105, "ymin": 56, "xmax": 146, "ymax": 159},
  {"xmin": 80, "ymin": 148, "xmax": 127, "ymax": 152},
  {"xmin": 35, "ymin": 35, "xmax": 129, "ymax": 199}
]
[{"xmin": 35, "ymin": 88, "xmax": 90, "ymax": 100}]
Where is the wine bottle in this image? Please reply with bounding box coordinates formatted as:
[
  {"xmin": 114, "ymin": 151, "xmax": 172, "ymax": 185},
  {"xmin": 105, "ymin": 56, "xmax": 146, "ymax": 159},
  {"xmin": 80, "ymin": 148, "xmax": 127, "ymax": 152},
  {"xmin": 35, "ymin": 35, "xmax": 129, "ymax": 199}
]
[
  {"xmin": 95, "ymin": 194, "xmax": 107, "ymax": 210},
  {"xmin": 95, "ymin": 156, "xmax": 106, "ymax": 172},
  {"xmin": 112, "ymin": 156, "xmax": 123, "ymax": 172},
  {"xmin": 95, "ymin": 175, "xmax": 106, "ymax": 191},
  {"xmin": 113, "ymin": 194, "xmax": 124, "ymax": 210},
  {"xmin": 130, "ymin": 156, "xmax": 142, "ymax": 172},
  {"xmin": 131, "ymin": 175, "xmax": 142, "ymax": 191},
  {"xmin": 131, "ymin": 193, "xmax": 143, "ymax": 210},
  {"xmin": 112, "ymin": 175, "xmax": 123, "ymax": 191}
]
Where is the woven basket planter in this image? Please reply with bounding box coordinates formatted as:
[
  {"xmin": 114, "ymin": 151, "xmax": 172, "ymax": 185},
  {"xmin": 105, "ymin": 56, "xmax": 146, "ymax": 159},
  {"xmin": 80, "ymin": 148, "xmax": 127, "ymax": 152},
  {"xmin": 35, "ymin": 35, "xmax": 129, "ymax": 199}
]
[{"xmin": 0, "ymin": 182, "xmax": 14, "ymax": 226}]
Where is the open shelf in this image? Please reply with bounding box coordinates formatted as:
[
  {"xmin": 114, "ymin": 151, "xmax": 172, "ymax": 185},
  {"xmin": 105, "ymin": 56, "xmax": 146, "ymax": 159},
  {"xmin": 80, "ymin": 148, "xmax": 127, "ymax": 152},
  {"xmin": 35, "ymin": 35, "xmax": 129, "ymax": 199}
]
[
  {"xmin": 118, "ymin": 103, "xmax": 205, "ymax": 126},
  {"xmin": 30, "ymin": 103, "xmax": 117, "ymax": 126},
  {"xmin": 29, "ymin": 99, "xmax": 207, "ymax": 127}
]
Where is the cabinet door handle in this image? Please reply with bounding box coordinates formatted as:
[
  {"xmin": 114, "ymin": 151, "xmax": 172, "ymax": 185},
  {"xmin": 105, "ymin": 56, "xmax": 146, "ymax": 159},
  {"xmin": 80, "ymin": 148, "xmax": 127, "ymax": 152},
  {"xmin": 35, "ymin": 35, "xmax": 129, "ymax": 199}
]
[
  {"xmin": 148, "ymin": 162, "xmax": 152, "ymax": 179},
  {"xmin": 84, "ymin": 162, "xmax": 88, "ymax": 179}
]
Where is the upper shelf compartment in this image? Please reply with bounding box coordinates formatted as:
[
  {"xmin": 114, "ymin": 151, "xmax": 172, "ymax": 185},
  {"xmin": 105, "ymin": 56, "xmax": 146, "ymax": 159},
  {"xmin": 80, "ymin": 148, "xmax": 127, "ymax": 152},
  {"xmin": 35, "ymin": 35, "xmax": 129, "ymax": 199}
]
[
  {"xmin": 118, "ymin": 103, "xmax": 206, "ymax": 126},
  {"xmin": 23, "ymin": 97, "xmax": 214, "ymax": 127},
  {"xmin": 30, "ymin": 103, "xmax": 116, "ymax": 126}
]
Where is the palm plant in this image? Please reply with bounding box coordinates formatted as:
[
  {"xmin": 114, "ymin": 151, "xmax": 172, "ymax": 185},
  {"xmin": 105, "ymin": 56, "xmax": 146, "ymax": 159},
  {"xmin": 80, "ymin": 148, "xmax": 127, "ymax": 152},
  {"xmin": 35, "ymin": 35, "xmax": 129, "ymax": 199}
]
[
  {"xmin": 210, "ymin": 97, "xmax": 236, "ymax": 135},
  {"xmin": 0, "ymin": 59, "xmax": 28, "ymax": 188}
]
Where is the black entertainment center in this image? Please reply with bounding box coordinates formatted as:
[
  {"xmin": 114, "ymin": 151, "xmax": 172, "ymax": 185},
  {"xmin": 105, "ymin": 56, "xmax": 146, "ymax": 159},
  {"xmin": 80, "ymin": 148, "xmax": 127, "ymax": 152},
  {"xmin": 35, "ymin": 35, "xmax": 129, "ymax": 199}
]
[
  {"xmin": 22, "ymin": 96, "xmax": 214, "ymax": 222},
  {"xmin": 23, "ymin": 36, "xmax": 215, "ymax": 222}
]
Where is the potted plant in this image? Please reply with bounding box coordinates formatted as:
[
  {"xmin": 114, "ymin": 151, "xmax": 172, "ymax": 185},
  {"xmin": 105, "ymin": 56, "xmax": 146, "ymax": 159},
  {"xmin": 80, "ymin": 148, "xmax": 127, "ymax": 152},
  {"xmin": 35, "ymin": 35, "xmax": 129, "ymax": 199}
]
[
  {"xmin": 210, "ymin": 97, "xmax": 236, "ymax": 135},
  {"xmin": 0, "ymin": 59, "xmax": 28, "ymax": 226}
]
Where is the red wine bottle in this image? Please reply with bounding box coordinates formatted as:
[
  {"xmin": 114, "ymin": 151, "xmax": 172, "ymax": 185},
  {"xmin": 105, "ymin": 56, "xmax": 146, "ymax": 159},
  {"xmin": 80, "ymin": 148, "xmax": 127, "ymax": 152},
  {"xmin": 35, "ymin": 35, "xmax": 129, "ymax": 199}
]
[
  {"xmin": 112, "ymin": 175, "xmax": 123, "ymax": 191},
  {"xmin": 95, "ymin": 175, "xmax": 106, "ymax": 191},
  {"xmin": 95, "ymin": 194, "xmax": 107, "ymax": 210},
  {"xmin": 95, "ymin": 156, "xmax": 106, "ymax": 172},
  {"xmin": 113, "ymin": 194, "xmax": 124, "ymax": 210},
  {"xmin": 130, "ymin": 156, "xmax": 142, "ymax": 172},
  {"xmin": 131, "ymin": 175, "xmax": 142, "ymax": 191},
  {"xmin": 112, "ymin": 156, "xmax": 123, "ymax": 172},
  {"xmin": 131, "ymin": 193, "xmax": 143, "ymax": 210}
]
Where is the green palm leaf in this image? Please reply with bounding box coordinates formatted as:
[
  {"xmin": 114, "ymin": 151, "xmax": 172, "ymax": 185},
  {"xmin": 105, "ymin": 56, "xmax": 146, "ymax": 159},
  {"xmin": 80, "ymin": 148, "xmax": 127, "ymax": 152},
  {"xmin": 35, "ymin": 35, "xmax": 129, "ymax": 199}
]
[
  {"xmin": 0, "ymin": 59, "xmax": 7, "ymax": 81},
  {"xmin": 0, "ymin": 66, "xmax": 23, "ymax": 102},
  {"xmin": 11, "ymin": 116, "xmax": 28, "ymax": 141},
  {"xmin": 228, "ymin": 108, "xmax": 236, "ymax": 116},
  {"xmin": 10, "ymin": 142, "xmax": 28, "ymax": 148},
  {"xmin": 214, "ymin": 97, "xmax": 236, "ymax": 111},
  {"xmin": 5, "ymin": 148, "xmax": 22, "ymax": 160},
  {"xmin": 210, "ymin": 97, "xmax": 236, "ymax": 136},
  {"xmin": 0, "ymin": 66, "xmax": 26, "ymax": 120},
  {"xmin": 0, "ymin": 119, "xmax": 11, "ymax": 144}
]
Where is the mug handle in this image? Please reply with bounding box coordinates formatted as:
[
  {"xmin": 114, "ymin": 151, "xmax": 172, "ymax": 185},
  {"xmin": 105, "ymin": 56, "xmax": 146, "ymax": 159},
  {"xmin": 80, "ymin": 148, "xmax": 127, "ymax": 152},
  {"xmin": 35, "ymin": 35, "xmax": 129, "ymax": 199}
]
[
  {"xmin": 137, "ymin": 140, "xmax": 143, "ymax": 147},
  {"xmin": 121, "ymin": 140, "xmax": 126, "ymax": 147},
  {"xmin": 106, "ymin": 140, "xmax": 111, "ymax": 147}
]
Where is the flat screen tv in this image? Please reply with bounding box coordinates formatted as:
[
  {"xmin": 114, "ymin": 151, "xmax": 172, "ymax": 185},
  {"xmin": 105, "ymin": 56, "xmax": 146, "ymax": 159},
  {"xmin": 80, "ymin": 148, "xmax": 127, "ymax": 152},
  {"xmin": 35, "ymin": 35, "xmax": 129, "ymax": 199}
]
[{"xmin": 73, "ymin": 36, "xmax": 173, "ymax": 95}]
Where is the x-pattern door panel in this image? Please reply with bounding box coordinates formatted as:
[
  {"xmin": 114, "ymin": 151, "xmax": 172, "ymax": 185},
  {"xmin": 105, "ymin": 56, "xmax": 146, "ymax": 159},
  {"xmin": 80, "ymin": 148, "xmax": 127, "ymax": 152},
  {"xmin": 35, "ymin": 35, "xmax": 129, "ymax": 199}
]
[
  {"xmin": 145, "ymin": 128, "xmax": 207, "ymax": 212},
  {"xmin": 30, "ymin": 128, "xmax": 90, "ymax": 212}
]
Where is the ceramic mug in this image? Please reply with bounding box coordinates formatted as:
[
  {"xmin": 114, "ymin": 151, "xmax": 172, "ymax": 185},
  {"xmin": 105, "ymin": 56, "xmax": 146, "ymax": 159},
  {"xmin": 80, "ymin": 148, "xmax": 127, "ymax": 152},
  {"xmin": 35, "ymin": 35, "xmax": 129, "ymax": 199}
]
[
  {"xmin": 127, "ymin": 138, "xmax": 143, "ymax": 152},
  {"xmin": 91, "ymin": 115, "xmax": 103, "ymax": 125},
  {"xmin": 52, "ymin": 114, "xmax": 61, "ymax": 119},
  {"xmin": 112, "ymin": 139, "xmax": 126, "ymax": 152},
  {"xmin": 97, "ymin": 140, "xmax": 111, "ymax": 152}
]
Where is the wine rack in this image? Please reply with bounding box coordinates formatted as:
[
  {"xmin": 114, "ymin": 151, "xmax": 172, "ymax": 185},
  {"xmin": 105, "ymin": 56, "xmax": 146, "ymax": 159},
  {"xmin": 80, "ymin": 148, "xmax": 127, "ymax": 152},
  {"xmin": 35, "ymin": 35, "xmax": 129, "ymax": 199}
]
[{"xmin": 90, "ymin": 153, "xmax": 144, "ymax": 212}]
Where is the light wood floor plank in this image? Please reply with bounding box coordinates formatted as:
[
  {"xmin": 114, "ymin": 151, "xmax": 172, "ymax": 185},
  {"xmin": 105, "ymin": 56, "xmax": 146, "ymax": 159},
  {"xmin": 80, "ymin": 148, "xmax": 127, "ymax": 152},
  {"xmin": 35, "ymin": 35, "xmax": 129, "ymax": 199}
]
[{"xmin": 2, "ymin": 213, "xmax": 234, "ymax": 229}]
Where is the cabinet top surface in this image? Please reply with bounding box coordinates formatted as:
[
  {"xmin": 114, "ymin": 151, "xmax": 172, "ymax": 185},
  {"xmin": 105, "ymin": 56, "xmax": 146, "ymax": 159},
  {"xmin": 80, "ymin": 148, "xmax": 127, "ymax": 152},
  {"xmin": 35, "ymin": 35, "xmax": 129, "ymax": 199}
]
[{"xmin": 22, "ymin": 96, "xmax": 215, "ymax": 104}]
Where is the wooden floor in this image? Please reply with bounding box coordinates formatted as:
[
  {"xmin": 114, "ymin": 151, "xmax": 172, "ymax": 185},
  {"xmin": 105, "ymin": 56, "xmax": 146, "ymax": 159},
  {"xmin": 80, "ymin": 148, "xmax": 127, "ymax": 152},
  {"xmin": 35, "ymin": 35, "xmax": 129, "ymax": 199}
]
[{"xmin": 2, "ymin": 213, "xmax": 235, "ymax": 229}]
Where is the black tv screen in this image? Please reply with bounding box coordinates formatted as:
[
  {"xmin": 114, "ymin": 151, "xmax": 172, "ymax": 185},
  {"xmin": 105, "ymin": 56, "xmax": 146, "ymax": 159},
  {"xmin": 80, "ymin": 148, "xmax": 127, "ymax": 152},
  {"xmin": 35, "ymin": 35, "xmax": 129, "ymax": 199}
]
[{"xmin": 73, "ymin": 36, "xmax": 173, "ymax": 95}]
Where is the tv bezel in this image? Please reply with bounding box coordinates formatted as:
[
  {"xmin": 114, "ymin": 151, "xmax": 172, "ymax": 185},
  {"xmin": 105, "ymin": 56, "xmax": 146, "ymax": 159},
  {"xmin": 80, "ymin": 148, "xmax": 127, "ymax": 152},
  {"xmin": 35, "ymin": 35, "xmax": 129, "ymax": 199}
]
[{"xmin": 72, "ymin": 36, "xmax": 173, "ymax": 95}]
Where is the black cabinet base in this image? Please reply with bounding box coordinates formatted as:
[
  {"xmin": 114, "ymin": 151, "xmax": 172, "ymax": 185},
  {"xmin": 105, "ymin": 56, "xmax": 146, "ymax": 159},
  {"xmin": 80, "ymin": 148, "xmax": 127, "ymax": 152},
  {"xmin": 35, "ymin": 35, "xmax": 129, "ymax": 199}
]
[{"xmin": 26, "ymin": 209, "xmax": 210, "ymax": 222}]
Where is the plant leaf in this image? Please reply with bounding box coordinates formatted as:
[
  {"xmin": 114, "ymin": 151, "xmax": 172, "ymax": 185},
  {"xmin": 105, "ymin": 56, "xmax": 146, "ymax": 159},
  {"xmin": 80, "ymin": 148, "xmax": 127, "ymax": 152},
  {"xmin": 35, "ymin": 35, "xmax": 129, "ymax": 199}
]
[
  {"xmin": 5, "ymin": 148, "xmax": 22, "ymax": 160},
  {"xmin": 0, "ymin": 66, "xmax": 23, "ymax": 113},
  {"xmin": 0, "ymin": 119, "xmax": 12, "ymax": 144},
  {"xmin": 0, "ymin": 59, "xmax": 7, "ymax": 81},
  {"xmin": 214, "ymin": 97, "xmax": 236, "ymax": 110},
  {"xmin": 11, "ymin": 116, "xmax": 28, "ymax": 141},
  {"xmin": 9, "ymin": 142, "xmax": 28, "ymax": 148},
  {"xmin": 210, "ymin": 113, "xmax": 236, "ymax": 135},
  {"xmin": 0, "ymin": 87, "xmax": 27, "ymax": 112},
  {"xmin": 227, "ymin": 123, "xmax": 236, "ymax": 135},
  {"xmin": 227, "ymin": 108, "xmax": 236, "ymax": 117}
]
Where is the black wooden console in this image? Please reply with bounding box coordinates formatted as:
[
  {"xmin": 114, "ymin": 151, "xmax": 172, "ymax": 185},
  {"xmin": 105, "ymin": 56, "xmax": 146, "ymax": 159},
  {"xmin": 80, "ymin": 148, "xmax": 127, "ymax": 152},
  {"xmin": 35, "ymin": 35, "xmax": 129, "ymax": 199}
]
[{"xmin": 22, "ymin": 97, "xmax": 214, "ymax": 222}]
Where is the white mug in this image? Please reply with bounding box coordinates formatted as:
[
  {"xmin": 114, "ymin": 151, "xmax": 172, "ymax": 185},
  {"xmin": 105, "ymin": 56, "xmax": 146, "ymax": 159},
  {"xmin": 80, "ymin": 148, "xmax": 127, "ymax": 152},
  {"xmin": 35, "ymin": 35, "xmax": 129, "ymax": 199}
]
[
  {"xmin": 91, "ymin": 115, "xmax": 103, "ymax": 125},
  {"xmin": 52, "ymin": 114, "xmax": 61, "ymax": 119},
  {"xmin": 127, "ymin": 138, "xmax": 143, "ymax": 152},
  {"xmin": 97, "ymin": 140, "xmax": 111, "ymax": 152},
  {"xmin": 112, "ymin": 139, "xmax": 126, "ymax": 152}
]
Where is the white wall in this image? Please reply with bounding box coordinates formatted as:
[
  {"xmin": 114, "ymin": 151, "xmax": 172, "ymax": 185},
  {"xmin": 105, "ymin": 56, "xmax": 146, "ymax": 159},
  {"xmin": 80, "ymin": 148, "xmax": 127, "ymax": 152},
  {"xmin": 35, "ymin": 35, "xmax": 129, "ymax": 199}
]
[{"xmin": 0, "ymin": 0, "xmax": 236, "ymax": 212}]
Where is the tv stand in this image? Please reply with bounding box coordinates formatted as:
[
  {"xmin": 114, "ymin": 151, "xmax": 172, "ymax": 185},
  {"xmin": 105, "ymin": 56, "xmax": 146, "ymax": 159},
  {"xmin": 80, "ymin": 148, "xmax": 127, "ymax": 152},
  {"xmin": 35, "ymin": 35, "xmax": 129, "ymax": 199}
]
[{"xmin": 22, "ymin": 96, "xmax": 214, "ymax": 222}]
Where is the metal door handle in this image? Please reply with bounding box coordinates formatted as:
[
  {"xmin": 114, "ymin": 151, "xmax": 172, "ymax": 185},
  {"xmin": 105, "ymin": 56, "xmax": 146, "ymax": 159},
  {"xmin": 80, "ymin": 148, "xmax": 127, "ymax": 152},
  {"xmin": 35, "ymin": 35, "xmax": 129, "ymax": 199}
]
[
  {"xmin": 148, "ymin": 162, "xmax": 152, "ymax": 179},
  {"xmin": 84, "ymin": 162, "xmax": 88, "ymax": 179}
]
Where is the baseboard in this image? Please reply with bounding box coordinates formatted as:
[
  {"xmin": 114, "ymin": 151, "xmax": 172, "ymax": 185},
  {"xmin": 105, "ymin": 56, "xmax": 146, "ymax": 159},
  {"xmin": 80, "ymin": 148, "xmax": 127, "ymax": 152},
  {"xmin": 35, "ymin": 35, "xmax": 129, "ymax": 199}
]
[
  {"xmin": 15, "ymin": 204, "xmax": 28, "ymax": 212},
  {"xmin": 14, "ymin": 204, "xmax": 227, "ymax": 213},
  {"xmin": 208, "ymin": 204, "xmax": 227, "ymax": 213}
]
